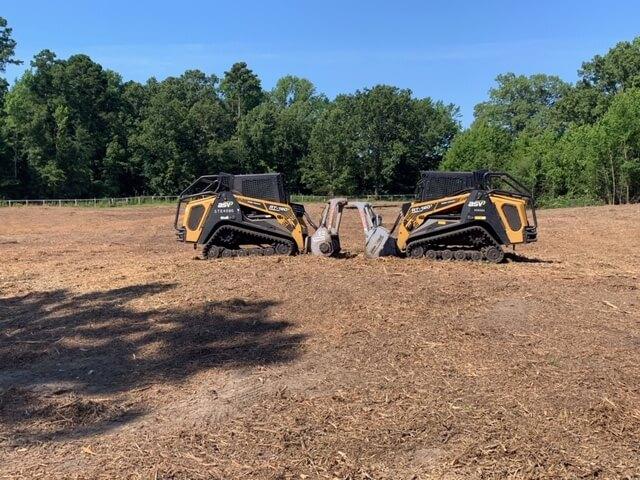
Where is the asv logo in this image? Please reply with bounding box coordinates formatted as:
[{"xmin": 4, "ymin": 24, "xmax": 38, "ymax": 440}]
[
  {"xmin": 468, "ymin": 200, "xmax": 486, "ymax": 208},
  {"xmin": 217, "ymin": 200, "xmax": 234, "ymax": 208},
  {"xmin": 268, "ymin": 205, "xmax": 289, "ymax": 213}
]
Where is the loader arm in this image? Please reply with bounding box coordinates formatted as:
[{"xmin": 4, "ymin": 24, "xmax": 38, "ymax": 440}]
[{"xmin": 234, "ymin": 195, "xmax": 307, "ymax": 252}]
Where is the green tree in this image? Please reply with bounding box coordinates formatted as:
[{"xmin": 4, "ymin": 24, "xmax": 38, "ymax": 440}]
[
  {"xmin": 235, "ymin": 76, "xmax": 327, "ymax": 191},
  {"xmin": 408, "ymin": 98, "xmax": 460, "ymax": 173},
  {"xmin": 474, "ymin": 73, "xmax": 569, "ymax": 135},
  {"xmin": 0, "ymin": 16, "xmax": 21, "ymax": 75},
  {"xmin": 554, "ymin": 83, "xmax": 609, "ymax": 126},
  {"xmin": 510, "ymin": 128, "xmax": 560, "ymax": 198},
  {"xmin": 0, "ymin": 16, "xmax": 21, "ymax": 196},
  {"xmin": 596, "ymin": 88, "xmax": 640, "ymax": 203},
  {"xmin": 271, "ymin": 75, "xmax": 317, "ymax": 107},
  {"xmin": 554, "ymin": 124, "xmax": 601, "ymax": 199},
  {"xmin": 547, "ymin": 90, "xmax": 640, "ymax": 204},
  {"xmin": 442, "ymin": 120, "xmax": 513, "ymax": 172},
  {"xmin": 556, "ymin": 36, "xmax": 640, "ymax": 127},
  {"xmin": 101, "ymin": 79, "xmax": 148, "ymax": 195},
  {"xmin": 304, "ymin": 86, "xmax": 458, "ymax": 194},
  {"xmin": 131, "ymin": 70, "xmax": 234, "ymax": 194},
  {"xmin": 3, "ymin": 51, "xmax": 126, "ymax": 197},
  {"xmin": 220, "ymin": 62, "xmax": 263, "ymax": 121},
  {"xmin": 4, "ymin": 32, "xmax": 640, "ymax": 203},
  {"xmin": 580, "ymin": 37, "xmax": 640, "ymax": 94},
  {"xmin": 302, "ymin": 99, "xmax": 359, "ymax": 195}
]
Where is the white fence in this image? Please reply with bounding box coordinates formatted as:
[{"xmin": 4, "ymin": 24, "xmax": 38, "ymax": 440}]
[
  {"xmin": 0, "ymin": 193, "xmax": 415, "ymax": 207},
  {"xmin": 292, "ymin": 194, "xmax": 414, "ymax": 203},
  {"xmin": 0, "ymin": 195, "xmax": 179, "ymax": 207}
]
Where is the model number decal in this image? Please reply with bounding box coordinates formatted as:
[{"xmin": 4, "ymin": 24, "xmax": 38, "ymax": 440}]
[
  {"xmin": 268, "ymin": 205, "xmax": 289, "ymax": 212},
  {"xmin": 410, "ymin": 204, "xmax": 433, "ymax": 214}
]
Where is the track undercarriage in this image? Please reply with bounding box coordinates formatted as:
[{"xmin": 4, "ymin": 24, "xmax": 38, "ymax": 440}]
[
  {"xmin": 405, "ymin": 225, "xmax": 505, "ymax": 263},
  {"xmin": 201, "ymin": 224, "xmax": 297, "ymax": 259}
]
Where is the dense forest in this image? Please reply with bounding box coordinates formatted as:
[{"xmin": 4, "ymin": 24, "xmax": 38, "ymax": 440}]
[{"xmin": 0, "ymin": 16, "xmax": 639, "ymax": 203}]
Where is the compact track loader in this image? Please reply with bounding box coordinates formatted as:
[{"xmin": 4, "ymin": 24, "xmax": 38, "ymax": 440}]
[
  {"xmin": 175, "ymin": 173, "xmax": 317, "ymax": 258},
  {"xmin": 353, "ymin": 170, "xmax": 538, "ymax": 262}
]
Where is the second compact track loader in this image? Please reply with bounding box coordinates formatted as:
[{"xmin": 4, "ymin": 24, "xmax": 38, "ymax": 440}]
[
  {"xmin": 175, "ymin": 173, "xmax": 315, "ymax": 258},
  {"xmin": 352, "ymin": 170, "xmax": 538, "ymax": 262}
]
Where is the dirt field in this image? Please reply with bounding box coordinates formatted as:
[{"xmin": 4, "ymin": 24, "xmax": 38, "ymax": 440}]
[{"xmin": 0, "ymin": 203, "xmax": 639, "ymax": 479}]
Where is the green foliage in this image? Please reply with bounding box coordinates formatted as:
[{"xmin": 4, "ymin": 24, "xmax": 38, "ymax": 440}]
[
  {"xmin": 446, "ymin": 36, "xmax": 640, "ymax": 205},
  {"xmin": 442, "ymin": 120, "xmax": 513, "ymax": 171},
  {"xmin": 474, "ymin": 73, "xmax": 569, "ymax": 134},
  {"xmin": 130, "ymin": 70, "xmax": 234, "ymax": 195},
  {"xmin": 220, "ymin": 62, "xmax": 263, "ymax": 121},
  {"xmin": 554, "ymin": 84, "xmax": 609, "ymax": 126},
  {"xmin": 0, "ymin": 17, "xmax": 21, "ymax": 74},
  {"xmin": 303, "ymin": 86, "xmax": 459, "ymax": 194},
  {"xmin": 536, "ymin": 195, "xmax": 604, "ymax": 209},
  {"xmin": 302, "ymin": 98, "xmax": 359, "ymax": 195},
  {"xmin": 594, "ymin": 88, "xmax": 640, "ymax": 202},
  {"xmin": 3, "ymin": 52, "xmax": 123, "ymax": 197},
  {"xmin": 580, "ymin": 37, "xmax": 640, "ymax": 94},
  {"xmin": 0, "ymin": 17, "xmax": 20, "ymax": 194},
  {"xmin": 271, "ymin": 75, "xmax": 318, "ymax": 107}
]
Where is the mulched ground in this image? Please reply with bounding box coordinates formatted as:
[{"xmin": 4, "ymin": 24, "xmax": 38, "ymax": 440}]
[{"xmin": 0, "ymin": 203, "xmax": 639, "ymax": 479}]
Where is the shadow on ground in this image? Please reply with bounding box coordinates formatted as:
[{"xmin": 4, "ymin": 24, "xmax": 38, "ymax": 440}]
[
  {"xmin": 505, "ymin": 252, "xmax": 555, "ymax": 264},
  {"xmin": 0, "ymin": 283, "xmax": 304, "ymax": 442}
]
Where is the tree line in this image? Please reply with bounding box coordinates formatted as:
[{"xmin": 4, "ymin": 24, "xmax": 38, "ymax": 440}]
[
  {"xmin": 0, "ymin": 16, "xmax": 639, "ymax": 203},
  {"xmin": 443, "ymin": 40, "xmax": 640, "ymax": 205}
]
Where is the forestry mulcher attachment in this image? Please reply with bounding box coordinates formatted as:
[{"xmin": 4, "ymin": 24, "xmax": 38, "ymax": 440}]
[
  {"xmin": 350, "ymin": 201, "xmax": 398, "ymax": 258},
  {"xmin": 175, "ymin": 173, "xmax": 318, "ymax": 258},
  {"xmin": 354, "ymin": 170, "xmax": 538, "ymax": 262},
  {"xmin": 309, "ymin": 197, "xmax": 348, "ymax": 257}
]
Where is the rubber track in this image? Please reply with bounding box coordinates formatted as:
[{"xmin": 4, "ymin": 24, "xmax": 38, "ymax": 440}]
[
  {"xmin": 406, "ymin": 225, "xmax": 504, "ymax": 262},
  {"xmin": 203, "ymin": 224, "xmax": 296, "ymax": 259}
]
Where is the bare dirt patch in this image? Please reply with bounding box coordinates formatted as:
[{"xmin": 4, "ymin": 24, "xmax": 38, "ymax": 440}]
[{"xmin": 0, "ymin": 203, "xmax": 639, "ymax": 479}]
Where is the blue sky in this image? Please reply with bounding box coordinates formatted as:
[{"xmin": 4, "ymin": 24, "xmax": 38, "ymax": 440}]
[{"xmin": 3, "ymin": 1, "xmax": 640, "ymax": 125}]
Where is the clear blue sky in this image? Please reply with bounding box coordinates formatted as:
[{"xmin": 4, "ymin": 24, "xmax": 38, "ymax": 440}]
[{"xmin": 3, "ymin": 1, "xmax": 640, "ymax": 125}]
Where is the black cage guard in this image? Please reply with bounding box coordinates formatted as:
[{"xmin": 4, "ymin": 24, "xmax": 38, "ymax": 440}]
[{"xmin": 174, "ymin": 172, "xmax": 289, "ymax": 231}]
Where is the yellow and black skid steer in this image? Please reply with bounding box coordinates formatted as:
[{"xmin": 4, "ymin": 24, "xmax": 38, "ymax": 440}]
[
  {"xmin": 353, "ymin": 170, "xmax": 538, "ymax": 263},
  {"xmin": 175, "ymin": 173, "xmax": 314, "ymax": 258}
]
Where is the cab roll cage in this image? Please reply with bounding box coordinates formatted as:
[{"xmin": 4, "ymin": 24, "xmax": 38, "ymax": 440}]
[{"xmin": 173, "ymin": 174, "xmax": 233, "ymax": 231}]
